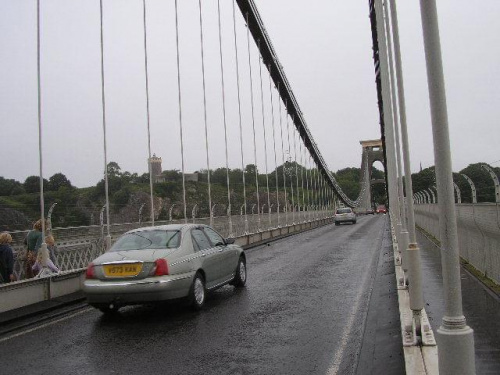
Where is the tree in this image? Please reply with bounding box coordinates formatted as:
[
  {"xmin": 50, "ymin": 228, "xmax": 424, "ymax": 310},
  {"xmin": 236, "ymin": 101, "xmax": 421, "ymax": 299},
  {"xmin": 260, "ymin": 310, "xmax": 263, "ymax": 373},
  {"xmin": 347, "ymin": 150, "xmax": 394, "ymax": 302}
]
[
  {"xmin": 24, "ymin": 175, "xmax": 49, "ymax": 193},
  {"xmin": 161, "ymin": 170, "xmax": 182, "ymax": 182},
  {"xmin": 107, "ymin": 161, "xmax": 122, "ymax": 177},
  {"xmin": 112, "ymin": 187, "xmax": 131, "ymax": 210},
  {"xmin": 457, "ymin": 163, "xmax": 499, "ymax": 203},
  {"xmin": 47, "ymin": 173, "xmax": 73, "ymax": 191},
  {"xmin": 0, "ymin": 177, "xmax": 23, "ymax": 196}
]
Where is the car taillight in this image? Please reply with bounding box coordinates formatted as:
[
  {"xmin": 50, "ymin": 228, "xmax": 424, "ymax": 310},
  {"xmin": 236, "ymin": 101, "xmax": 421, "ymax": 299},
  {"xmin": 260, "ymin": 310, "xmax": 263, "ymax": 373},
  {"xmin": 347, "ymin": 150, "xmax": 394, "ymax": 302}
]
[
  {"xmin": 154, "ymin": 259, "xmax": 169, "ymax": 276},
  {"xmin": 86, "ymin": 263, "xmax": 95, "ymax": 279}
]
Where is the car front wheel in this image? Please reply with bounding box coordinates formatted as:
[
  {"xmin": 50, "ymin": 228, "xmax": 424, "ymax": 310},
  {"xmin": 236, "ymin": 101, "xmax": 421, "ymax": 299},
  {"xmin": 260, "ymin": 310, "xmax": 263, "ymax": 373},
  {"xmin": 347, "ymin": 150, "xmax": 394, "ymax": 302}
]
[
  {"xmin": 189, "ymin": 273, "xmax": 206, "ymax": 311},
  {"xmin": 232, "ymin": 257, "xmax": 247, "ymax": 288}
]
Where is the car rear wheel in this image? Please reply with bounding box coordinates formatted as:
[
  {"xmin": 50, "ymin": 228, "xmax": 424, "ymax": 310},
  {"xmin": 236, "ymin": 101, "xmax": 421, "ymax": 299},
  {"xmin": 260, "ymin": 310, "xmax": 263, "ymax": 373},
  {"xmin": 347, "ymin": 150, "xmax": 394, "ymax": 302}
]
[
  {"xmin": 232, "ymin": 257, "xmax": 247, "ymax": 288},
  {"xmin": 93, "ymin": 303, "xmax": 120, "ymax": 315},
  {"xmin": 189, "ymin": 273, "xmax": 206, "ymax": 311}
]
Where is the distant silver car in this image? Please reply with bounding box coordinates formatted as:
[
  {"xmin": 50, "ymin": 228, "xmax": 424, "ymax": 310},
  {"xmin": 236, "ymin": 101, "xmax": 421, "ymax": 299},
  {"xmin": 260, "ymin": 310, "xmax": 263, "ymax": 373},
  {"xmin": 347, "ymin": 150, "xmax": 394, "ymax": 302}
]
[
  {"xmin": 334, "ymin": 207, "xmax": 357, "ymax": 225},
  {"xmin": 83, "ymin": 224, "xmax": 246, "ymax": 313}
]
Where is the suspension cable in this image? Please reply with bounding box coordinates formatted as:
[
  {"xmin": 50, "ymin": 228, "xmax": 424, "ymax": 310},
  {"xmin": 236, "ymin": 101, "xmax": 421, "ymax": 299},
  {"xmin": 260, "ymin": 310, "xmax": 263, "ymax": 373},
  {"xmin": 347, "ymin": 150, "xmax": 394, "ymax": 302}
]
[
  {"xmin": 217, "ymin": 0, "xmax": 232, "ymax": 234},
  {"xmin": 245, "ymin": 14, "xmax": 260, "ymax": 229},
  {"xmin": 36, "ymin": 0, "xmax": 46, "ymax": 242},
  {"xmin": 278, "ymin": 83, "xmax": 288, "ymax": 225},
  {"xmin": 285, "ymin": 103, "xmax": 295, "ymax": 222},
  {"xmin": 99, "ymin": 0, "xmax": 110, "ymax": 240},
  {"xmin": 232, "ymin": 1, "xmax": 248, "ymax": 232},
  {"xmin": 197, "ymin": 0, "xmax": 212, "ymax": 226},
  {"xmin": 258, "ymin": 40, "xmax": 271, "ymax": 226},
  {"xmin": 292, "ymin": 116, "xmax": 300, "ymax": 216},
  {"xmin": 304, "ymin": 151, "xmax": 310, "ymax": 220},
  {"xmin": 268, "ymin": 64, "xmax": 280, "ymax": 226},
  {"xmin": 174, "ymin": 0, "xmax": 187, "ymax": 223},
  {"xmin": 299, "ymin": 137, "xmax": 305, "ymax": 222},
  {"xmin": 142, "ymin": 0, "xmax": 155, "ymax": 226}
]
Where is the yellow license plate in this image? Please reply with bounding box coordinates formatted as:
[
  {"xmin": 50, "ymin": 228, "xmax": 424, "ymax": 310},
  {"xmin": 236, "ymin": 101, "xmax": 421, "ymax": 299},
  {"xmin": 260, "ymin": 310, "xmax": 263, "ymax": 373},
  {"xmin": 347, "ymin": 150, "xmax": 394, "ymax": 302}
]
[{"xmin": 103, "ymin": 263, "xmax": 142, "ymax": 277}]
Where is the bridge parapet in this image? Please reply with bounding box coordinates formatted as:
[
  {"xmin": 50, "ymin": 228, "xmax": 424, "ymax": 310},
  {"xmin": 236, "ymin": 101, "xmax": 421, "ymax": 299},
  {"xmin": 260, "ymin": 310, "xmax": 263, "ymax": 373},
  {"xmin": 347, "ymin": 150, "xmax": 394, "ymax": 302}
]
[
  {"xmin": 6, "ymin": 210, "xmax": 333, "ymax": 281},
  {"xmin": 415, "ymin": 203, "xmax": 500, "ymax": 284}
]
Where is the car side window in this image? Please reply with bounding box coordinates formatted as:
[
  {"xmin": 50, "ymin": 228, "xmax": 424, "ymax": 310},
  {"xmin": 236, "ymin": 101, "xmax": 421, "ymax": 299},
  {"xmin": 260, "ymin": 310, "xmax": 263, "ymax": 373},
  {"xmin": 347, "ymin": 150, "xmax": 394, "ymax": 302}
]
[
  {"xmin": 191, "ymin": 229, "xmax": 212, "ymax": 251},
  {"xmin": 204, "ymin": 227, "xmax": 225, "ymax": 247}
]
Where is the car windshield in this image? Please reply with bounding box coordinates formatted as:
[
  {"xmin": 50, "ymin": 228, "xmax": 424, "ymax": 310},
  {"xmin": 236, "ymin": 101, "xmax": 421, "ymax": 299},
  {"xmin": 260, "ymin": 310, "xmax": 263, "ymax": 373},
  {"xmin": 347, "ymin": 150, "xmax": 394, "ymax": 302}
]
[
  {"xmin": 337, "ymin": 208, "xmax": 352, "ymax": 214},
  {"xmin": 110, "ymin": 230, "xmax": 181, "ymax": 251}
]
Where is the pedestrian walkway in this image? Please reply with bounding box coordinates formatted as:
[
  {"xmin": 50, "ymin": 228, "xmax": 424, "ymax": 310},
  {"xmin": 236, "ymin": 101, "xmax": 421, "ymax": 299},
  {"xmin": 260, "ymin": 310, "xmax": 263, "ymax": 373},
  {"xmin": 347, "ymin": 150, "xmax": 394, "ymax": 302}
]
[{"xmin": 417, "ymin": 231, "xmax": 500, "ymax": 374}]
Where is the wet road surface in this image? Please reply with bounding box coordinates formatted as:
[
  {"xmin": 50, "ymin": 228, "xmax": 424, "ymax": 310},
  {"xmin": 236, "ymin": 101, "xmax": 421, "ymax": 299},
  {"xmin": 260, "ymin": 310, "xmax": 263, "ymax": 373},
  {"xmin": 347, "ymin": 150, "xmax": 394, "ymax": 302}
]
[{"xmin": 1, "ymin": 216, "xmax": 395, "ymax": 375}]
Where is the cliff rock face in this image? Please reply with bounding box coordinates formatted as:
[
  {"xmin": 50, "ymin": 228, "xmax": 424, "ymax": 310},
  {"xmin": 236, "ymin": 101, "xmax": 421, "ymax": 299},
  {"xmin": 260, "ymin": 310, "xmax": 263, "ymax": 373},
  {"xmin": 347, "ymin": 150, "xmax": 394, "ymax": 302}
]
[{"xmin": 109, "ymin": 192, "xmax": 164, "ymax": 224}]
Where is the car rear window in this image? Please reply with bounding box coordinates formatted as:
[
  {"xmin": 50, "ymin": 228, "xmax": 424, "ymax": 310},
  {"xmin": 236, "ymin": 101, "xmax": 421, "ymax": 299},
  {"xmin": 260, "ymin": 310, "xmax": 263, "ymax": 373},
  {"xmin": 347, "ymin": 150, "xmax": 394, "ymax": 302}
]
[
  {"xmin": 336, "ymin": 208, "xmax": 352, "ymax": 214},
  {"xmin": 110, "ymin": 230, "xmax": 181, "ymax": 251}
]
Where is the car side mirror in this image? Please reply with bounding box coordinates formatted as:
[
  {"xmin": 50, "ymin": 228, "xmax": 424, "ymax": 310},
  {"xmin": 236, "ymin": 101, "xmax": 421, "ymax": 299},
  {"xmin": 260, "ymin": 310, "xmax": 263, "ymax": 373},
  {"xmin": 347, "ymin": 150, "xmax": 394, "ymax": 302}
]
[{"xmin": 225, "ymin": 238, "xmax": 235, "ymax": 245}]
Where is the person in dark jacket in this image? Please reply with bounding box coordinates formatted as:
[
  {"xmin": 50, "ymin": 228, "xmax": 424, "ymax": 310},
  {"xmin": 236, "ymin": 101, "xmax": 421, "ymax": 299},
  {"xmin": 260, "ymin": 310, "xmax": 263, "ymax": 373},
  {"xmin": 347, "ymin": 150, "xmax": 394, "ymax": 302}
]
[
  {"xmin": 0, "ymin": 232, "xmax": 15, "ymax": 283},
  {"xmin": 25, "ymin": 219, "xmax": 43, "ymax": 278}
]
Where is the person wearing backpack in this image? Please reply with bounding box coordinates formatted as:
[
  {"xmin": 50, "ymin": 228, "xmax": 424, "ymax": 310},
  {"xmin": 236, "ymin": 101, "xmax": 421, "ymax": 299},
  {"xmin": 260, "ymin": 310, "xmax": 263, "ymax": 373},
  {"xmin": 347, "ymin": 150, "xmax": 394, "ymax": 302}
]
[
  {"xmin": 25, "ymin": 220, "xmax": 43, "ymax": 278},
  {"xmin": 0, "ymin": 232, "xmax": 15, "ymax": 284}
]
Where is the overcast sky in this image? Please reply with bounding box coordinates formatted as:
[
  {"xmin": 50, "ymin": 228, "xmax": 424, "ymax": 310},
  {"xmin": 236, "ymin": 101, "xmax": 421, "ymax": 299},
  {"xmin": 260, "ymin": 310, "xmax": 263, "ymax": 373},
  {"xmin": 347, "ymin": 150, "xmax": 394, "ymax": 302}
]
[{"xmin": 1, "ymin": 0, "xmax": 498, "ymax": 188}]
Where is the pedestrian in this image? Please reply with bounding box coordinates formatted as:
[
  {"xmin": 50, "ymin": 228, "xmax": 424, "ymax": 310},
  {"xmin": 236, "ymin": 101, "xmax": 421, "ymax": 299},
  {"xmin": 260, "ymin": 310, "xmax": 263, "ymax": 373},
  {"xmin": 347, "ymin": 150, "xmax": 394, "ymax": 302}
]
[
  {"xmin": 45, "ymin": 235, "xmax": 59, "ymax": 268},
  {"xmin": 32, "ymin": 247, "xmax": 59, "ymax": 276},
  {"xmin": 0, "ymin": 232, "xmax": 15, "ymax": 284},
  {"xmin": 24, "ymin": 219, "xmax": 44, "ymax": 278}
]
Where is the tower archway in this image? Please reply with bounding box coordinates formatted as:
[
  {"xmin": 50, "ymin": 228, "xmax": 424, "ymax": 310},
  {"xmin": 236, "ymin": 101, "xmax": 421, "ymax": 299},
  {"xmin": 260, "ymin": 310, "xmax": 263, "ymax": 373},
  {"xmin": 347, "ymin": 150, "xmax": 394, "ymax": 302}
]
[{"xmin": 359, "ymin": 139, "xmax": 385, "ymax": 211}]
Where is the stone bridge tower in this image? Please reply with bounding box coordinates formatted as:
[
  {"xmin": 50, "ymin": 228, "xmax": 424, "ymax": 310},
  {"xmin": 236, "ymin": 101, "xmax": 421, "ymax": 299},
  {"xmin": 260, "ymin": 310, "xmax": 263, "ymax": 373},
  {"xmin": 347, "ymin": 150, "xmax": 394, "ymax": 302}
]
[{"xmin": 359, "ymin": 139, "xmax": 385, "ymax": 211}]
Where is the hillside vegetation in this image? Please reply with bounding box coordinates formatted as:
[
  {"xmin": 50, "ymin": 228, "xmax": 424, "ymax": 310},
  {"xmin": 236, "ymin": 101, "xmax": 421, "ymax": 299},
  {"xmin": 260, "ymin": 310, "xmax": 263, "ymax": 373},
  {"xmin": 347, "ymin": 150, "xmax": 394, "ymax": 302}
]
[{"xmin": 1, "ymin": 161, "xmax": 497, "ymax": 232}]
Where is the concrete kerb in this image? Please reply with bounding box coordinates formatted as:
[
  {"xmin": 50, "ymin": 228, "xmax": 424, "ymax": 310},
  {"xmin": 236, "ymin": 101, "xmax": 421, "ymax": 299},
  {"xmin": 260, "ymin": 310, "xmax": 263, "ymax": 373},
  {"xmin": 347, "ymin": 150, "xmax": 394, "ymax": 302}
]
[
  {"xmin": 0, "ymin": 217, "xmax": 332, "ymax": 324},
  {"xmin": 390, "ymin": 223, "xmax": 439, "ymax": 374}
]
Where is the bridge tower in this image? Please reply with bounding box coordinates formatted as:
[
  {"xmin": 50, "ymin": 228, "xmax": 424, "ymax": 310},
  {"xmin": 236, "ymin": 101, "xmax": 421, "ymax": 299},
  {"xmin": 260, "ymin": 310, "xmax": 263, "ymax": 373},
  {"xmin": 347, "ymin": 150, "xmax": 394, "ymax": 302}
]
[
  {"xmin": 148, "ymin": 154, "xmax": 163, "ymax": 183},
  {"xmin": 359, "ymin": 139, "xmax": 385, "ymax": 211}
]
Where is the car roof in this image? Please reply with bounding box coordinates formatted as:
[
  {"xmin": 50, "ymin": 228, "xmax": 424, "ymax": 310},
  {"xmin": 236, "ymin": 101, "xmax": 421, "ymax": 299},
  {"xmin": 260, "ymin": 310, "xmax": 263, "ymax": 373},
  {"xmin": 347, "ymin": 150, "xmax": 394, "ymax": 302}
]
[{"xmin": 125, "ymin": 223, "xmax": 204, "ymax": 234}]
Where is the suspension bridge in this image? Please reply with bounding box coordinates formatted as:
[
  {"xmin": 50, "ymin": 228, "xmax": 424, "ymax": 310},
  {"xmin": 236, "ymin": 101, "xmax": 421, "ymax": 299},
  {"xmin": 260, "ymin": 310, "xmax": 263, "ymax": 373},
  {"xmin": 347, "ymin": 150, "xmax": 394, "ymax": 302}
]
[{"xmin": 0, "ymin": 1, "xmax": 499, "ymax": 374}]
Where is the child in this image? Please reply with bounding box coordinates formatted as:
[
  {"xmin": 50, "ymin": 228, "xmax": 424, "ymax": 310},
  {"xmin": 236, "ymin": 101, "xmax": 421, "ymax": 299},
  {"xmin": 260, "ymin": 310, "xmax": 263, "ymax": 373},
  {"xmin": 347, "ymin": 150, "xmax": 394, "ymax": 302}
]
[{"xmin": 32, "ymin": 238, "xmax": 59, "ymax": 275}]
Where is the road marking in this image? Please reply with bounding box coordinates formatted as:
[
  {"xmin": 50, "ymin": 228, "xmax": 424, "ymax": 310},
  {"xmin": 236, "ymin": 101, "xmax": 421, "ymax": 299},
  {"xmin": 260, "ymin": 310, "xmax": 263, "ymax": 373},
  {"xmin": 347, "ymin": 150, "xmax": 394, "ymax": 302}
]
[
  {"xmin": 0, "ymin": 307, "xmax": 93, "ymax": 343},
  {"xmin": 326, "ymin": 224, "xmax": 382, "ymax": 374}
]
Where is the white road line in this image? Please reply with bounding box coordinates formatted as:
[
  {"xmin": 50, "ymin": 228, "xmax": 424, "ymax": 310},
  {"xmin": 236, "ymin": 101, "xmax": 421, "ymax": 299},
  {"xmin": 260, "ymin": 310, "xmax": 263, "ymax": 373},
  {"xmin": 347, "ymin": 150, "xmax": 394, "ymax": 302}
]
[
  {"xmin": 0, "ymin": 307, "xmax": 93, "ymax": 343},
  {"xmin": 326, "ymin": 246, "xmax": 378, "ymax": 374}
]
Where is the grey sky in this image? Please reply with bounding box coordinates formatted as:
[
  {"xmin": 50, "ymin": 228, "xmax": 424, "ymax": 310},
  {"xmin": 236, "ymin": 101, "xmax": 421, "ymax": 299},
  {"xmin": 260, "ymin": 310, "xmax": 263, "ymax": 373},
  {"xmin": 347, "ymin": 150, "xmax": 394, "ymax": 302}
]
[{"xmin": 0, "ymin": 0, "xmax": 498, "ymax": 188}]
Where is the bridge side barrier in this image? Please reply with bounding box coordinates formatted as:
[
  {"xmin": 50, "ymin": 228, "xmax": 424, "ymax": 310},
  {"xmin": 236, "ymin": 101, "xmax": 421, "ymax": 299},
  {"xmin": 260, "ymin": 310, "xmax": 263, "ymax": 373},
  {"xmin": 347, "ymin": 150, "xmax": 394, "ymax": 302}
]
[
  {"xmin": 0, "ymin": 216, "xmax": 332, "ymax": 314},
  {"xmin": 414, "ymin": 203, "xmax": 500, "ymax": 284}
]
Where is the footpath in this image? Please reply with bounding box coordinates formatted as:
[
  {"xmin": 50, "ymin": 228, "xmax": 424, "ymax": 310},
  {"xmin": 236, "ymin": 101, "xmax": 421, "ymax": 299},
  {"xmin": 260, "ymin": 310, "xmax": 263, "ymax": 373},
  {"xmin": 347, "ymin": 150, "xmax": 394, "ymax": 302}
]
[{"xmin": 417, "ymin": 231, "xmax": 500, "ymax": 374}]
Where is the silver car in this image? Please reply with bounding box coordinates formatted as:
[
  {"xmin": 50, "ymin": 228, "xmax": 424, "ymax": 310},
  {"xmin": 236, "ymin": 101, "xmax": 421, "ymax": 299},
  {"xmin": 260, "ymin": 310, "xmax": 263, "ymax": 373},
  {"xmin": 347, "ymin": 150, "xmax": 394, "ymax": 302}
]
[
  {"xmin": 334, "ymin": 207, "xmax": 357, "ymax": 225},
  {"xmin": 83, "ymin": 224, "xmax": 246, "ymax": 313}
]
